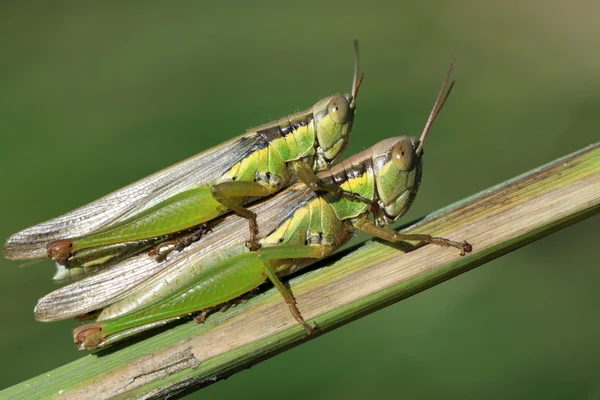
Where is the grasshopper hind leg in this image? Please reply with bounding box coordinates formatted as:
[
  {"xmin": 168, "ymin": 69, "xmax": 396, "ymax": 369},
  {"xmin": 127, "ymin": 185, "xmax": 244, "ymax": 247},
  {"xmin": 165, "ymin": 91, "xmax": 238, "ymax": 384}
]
[
  {"xmin": 262, "ymin": 263, "xmax": 316, "ymax": 335},
  {"xmin": 257, "ymin": 243, "xmax": 334, "ymax": 335}
]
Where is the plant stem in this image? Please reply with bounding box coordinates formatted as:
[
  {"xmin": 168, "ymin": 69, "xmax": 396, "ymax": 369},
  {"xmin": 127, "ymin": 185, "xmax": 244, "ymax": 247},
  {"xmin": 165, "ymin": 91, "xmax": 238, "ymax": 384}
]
[{"xmin": 3, "ymin": 143, "xmax": 600, "ymax": 400}]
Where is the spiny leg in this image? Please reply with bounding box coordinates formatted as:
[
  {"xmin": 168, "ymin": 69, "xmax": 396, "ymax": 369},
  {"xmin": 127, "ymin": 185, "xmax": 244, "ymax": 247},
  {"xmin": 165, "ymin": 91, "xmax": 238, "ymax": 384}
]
[
  {"xmin": 258, "ymin": 244, "xmax": 331, "ymax": 334},
  {"xmin": 261, "ymin": 263, "xmax": 315, "ymax": 334},
  {"xmin": 148, "ymin": 224, "xmax": 211, "ymax": 261},
  {"xmin": 294, "ymin": 162, "xmax": 379, "ymax": 213},
  {"xmin": 193, "ymin": 288, "xmax": 259, "ymax": 324},
  {"xmin": 354, "ymin": 216, "xmax": 472, "ymax": 255},
  {"xmin": 211, "ymin": 181, "xmax": 274, "ymax": 251}
]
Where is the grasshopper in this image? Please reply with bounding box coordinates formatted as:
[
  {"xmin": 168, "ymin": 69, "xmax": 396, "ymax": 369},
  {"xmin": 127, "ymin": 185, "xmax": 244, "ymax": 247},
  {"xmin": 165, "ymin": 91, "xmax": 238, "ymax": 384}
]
[
  {"xmin": 3, "ymin": 43, "xmax": 363, "ymax": 278},
  {"xmin": 35, "ymin": 55, "xmax": 472, "ymax": 349}
]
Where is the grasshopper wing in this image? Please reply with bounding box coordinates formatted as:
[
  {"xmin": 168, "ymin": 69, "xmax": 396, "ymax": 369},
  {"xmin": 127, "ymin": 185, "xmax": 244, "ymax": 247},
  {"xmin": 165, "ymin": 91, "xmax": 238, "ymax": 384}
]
[
  {"xmin": 4, "ymin": 134, "xmax": 259, "ymax": 260},
  {"xmin": 34, "ymin": 183, "xmax": 312, "ymax": 321}
]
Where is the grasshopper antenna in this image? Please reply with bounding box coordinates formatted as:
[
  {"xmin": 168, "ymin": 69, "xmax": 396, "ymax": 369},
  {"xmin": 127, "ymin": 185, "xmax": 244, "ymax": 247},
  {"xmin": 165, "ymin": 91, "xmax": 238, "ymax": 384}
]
[
  {"xmin": 416, "ymin": 53, "xmax": 456, "ymax": 156},
  {"xmin": 350, "ymin": 40, "xmax": 364, "ymax": 109},
  {"xmin": 18, "ymin": 259, "xmax": 44, "ymax": 268}
]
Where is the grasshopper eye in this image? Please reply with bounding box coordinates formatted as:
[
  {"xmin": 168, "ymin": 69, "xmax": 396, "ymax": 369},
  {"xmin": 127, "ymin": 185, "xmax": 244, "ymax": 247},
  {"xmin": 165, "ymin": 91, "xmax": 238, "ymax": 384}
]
[
  {"xmin": 327, "ymin": 95, "xmax": 350, "ymax": 124},
  {"xmin": 392, "ymin": 138, "xmax": 415, "ymax": 171}
]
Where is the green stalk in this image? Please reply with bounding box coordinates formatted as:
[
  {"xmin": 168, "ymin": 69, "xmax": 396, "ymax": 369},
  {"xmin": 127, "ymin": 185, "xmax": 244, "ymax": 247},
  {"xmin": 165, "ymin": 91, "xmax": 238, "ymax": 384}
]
[{"xmin": 3, "ymin": 143, "xmax": 599, "ymax": 400}]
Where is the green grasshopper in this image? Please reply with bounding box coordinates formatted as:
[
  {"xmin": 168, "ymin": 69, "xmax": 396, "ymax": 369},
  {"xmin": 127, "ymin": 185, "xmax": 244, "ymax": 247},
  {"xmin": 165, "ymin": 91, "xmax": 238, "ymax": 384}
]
[
  {"xmin": 3, "ymin": 43, "xmax": 363, "ymax": 277},
  {"xmin": 35, "ymin": 56, "xmax": 472, "ymax": 349}
]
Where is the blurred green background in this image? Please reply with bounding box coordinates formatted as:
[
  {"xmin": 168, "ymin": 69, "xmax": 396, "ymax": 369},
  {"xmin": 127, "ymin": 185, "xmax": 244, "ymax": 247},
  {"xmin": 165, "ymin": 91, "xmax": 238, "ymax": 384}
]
[{"xmin": 1, "ymin": 1, "xmax": 599, "ymax": 398}]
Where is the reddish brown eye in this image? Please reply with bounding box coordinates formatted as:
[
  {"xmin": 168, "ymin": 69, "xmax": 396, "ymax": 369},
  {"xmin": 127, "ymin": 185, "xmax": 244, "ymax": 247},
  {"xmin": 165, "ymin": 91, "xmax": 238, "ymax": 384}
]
[
  {"xmin": 327, "ymin": 95, "xmax": 350, "ymax": 124},
  {"xmin": 391, "ymin": 138, "xmax": 414, "ymax": 171}
]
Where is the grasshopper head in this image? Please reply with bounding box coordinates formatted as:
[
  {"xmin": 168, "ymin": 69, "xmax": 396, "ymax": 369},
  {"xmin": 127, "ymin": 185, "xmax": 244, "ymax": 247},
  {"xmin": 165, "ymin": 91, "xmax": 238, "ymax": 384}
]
[
  {"xmin": 312, "ymin": 41, "xmax": 363, "ymax": 170},
  {"xmin": 372, "ymin": 54, "xmax": 456, "ymax": 225},
  {"xmin": 311, "ymin": 93, "xmax": 355, "ymax": 169},
  {"xmin": 371, "ymin": 137, "xmax": 423, "ymax": 225}
]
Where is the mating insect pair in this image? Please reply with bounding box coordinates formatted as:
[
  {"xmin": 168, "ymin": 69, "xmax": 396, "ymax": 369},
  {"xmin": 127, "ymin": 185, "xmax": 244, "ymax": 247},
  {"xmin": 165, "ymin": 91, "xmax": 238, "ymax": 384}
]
[{"xmin": 3, "ymin": 43, "xmax": 472, "ymax": 349}]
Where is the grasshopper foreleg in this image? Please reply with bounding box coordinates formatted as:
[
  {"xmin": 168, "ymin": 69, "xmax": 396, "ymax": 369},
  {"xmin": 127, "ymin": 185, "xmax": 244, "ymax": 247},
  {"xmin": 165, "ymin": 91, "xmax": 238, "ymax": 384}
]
[
  {"xmin": 294, "ymin": 162, "xmax": 379, "ymax": 212},
  {"xmin": 353, "ymin": 216, "xmax": 472, "ymax": 255}
]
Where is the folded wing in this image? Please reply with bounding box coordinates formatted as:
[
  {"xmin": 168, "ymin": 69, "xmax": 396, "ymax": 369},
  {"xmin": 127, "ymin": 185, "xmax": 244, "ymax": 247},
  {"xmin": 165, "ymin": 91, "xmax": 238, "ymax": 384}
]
[{"xmin": 3, "ymin": 134, "xmax": 259, "ymax": 260}]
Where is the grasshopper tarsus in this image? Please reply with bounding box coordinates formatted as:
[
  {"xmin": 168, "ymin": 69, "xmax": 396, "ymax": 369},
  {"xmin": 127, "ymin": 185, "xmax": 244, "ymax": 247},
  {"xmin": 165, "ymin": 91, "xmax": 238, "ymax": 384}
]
[
  {"xmin": 304, "ymin": 321, "xmax": 319, "ymax": 336},
  {"xmin": 461, "ymin": 241, "xmax": 473, "ymax": 256},
  {"xmin": 428, "ymin": 236, "xmax": 473, "ymax": 256},
  {"xmin": 194, "ymin": 310, "xmax": 209, "ymax": 324},
  {"xmin": 148, "ymin": 244, "xmax": 173, "ymax": 262},
  {"xmin": 295, "ymin": 316, "xmax": 316, "ymax": 336}
]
